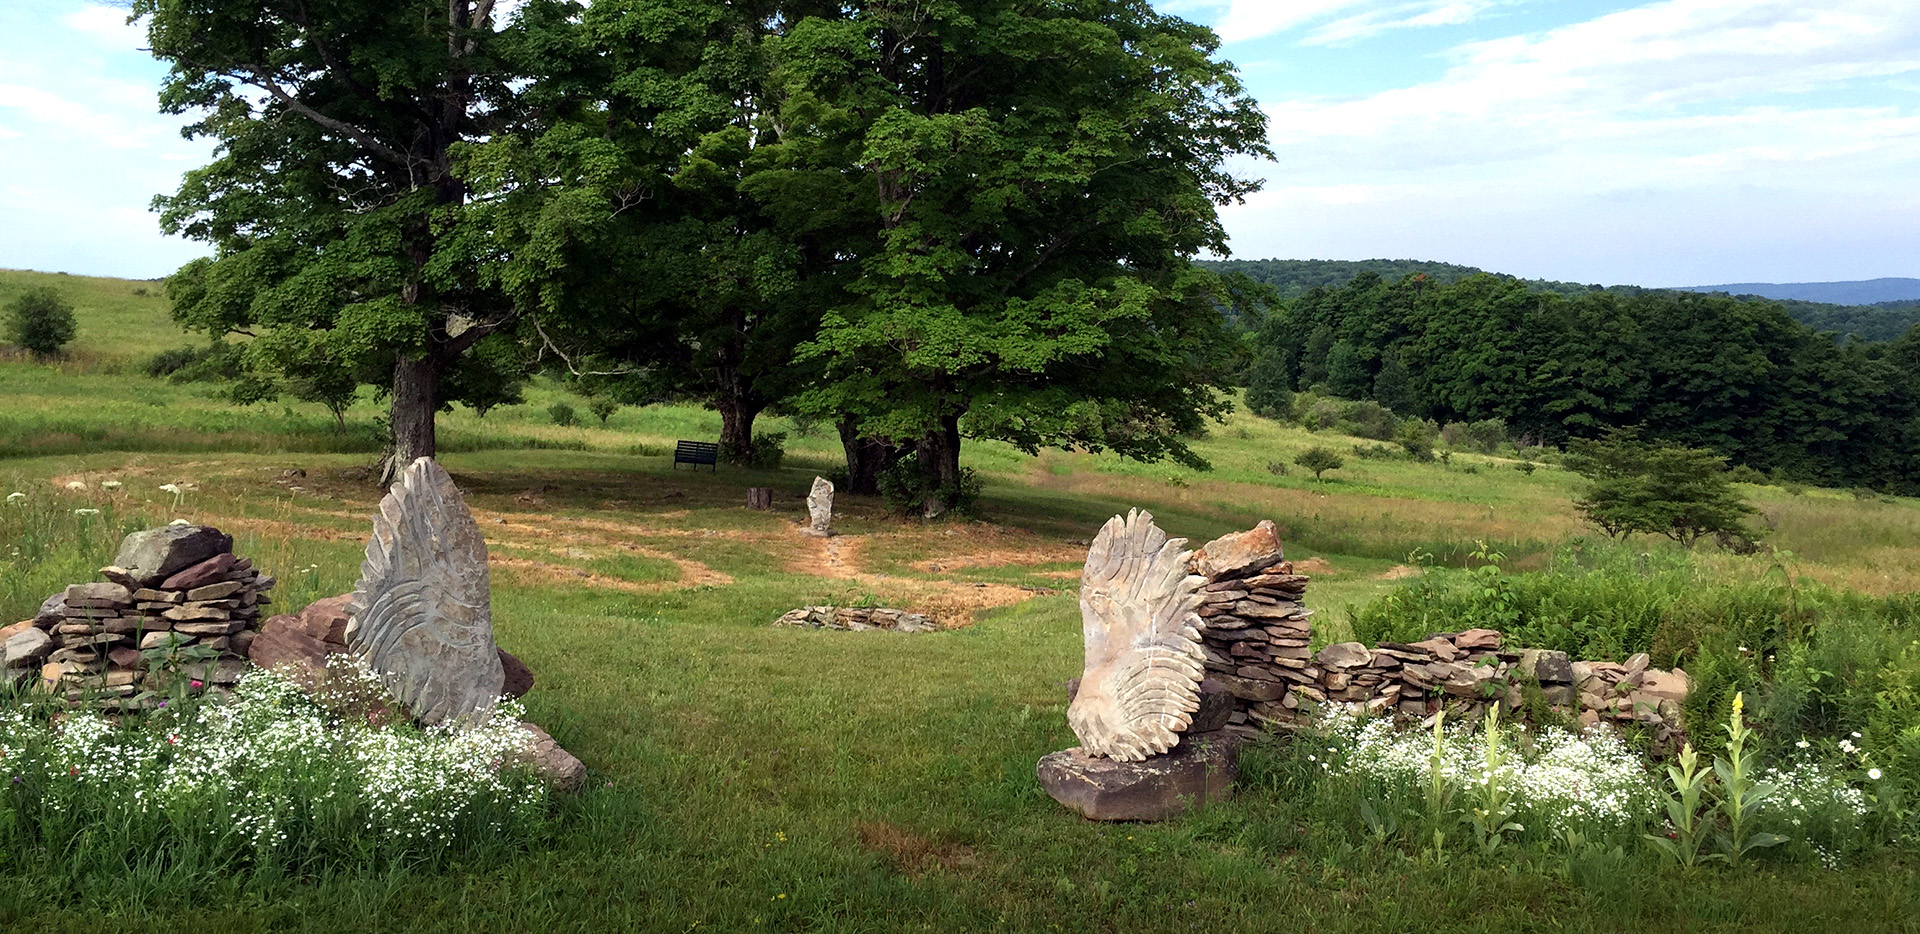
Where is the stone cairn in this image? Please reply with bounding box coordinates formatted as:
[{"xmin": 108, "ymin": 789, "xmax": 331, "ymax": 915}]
[
  {"xmin": 1041, "ymin": 515, "xmax": 1694, "ymax": 822},
  {"xmin": 774, "ymin": 606, "xmax": 936, "ymax": 633},
  {"xmin": 2, "ymin": 524, "xmax": 272, "ymax": 706}
]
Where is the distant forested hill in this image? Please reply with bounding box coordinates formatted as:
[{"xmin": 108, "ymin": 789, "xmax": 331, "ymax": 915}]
[
  {"xmin": 1200, "ymin": 258, "xmax": 1920, "ymax": 342},
  {"xmin": 1241, "ymin": 271, "xmax": 1920, "ymax": 493},
  {"xmin": 1670, "ymin": 278, "xmax": 1920, "ymax": 304}
]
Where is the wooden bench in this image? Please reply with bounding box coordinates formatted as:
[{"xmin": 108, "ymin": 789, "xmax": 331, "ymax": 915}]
[{"xmin": 673, "ymin": 440, "xmax": 719, "ymax": 472}]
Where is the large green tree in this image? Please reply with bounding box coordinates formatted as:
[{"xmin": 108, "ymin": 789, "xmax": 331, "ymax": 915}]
[
  {"xmin": 141, "ymin": 0, "xmax": 542, "ymax": 480},
  {"xmin": 753, "ymin": 0, "xmax": 1268, "ymax": 509}
]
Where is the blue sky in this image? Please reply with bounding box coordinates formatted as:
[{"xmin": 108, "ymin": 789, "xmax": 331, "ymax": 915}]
[{"xmin": 1, "ymin": 1, "xmax": 1917, "ymax": 286}]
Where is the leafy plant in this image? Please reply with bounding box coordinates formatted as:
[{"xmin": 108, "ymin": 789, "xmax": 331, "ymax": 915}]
[
  {"xmin": 548, "ymin": 402, "xmax": 579, "ymax": 428},
  {"xmin": 1465, "ymin": 706, "xmax": 1524, "ymax": 855},
  {"xmin": 1645, "ymin": 742, "xmax": 1714, "ymax": 870},
  {"xmin": 1711, "ymin": 693, "xmax": 1788, "ymax": 864}
]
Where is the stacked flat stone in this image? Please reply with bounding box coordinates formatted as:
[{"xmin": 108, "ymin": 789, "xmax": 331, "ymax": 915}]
[
  {"xmin": 1180, "ymin": 520, "xmax": 1316, "ymax": 740},
  {"xmin": 774, "ymin": 606, "xmax": 936, "ymax": 633},
  {"xmin": 2, "ymin": 525, "xmax": 273, "ymax": 707}
]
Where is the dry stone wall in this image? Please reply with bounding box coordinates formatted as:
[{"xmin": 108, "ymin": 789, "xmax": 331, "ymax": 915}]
[
  {"xmin": 1186, "ymin": 521, "xmax": 1689, "ymax": 748},
  {"xmin": 1, "ymin": 524, "xmax": 273, "ymax": 707}
]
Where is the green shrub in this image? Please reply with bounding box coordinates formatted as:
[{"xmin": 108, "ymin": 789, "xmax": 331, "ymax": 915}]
[
  {"xmin": 878, "ymin": 454, "xmax": 982, "ymax": 518},
  {"xmin": 589, "ymin": 398, "xmax": 619, "ymax": 424},
  {"xmin": 4, "ymin": 287, "xmax": 78, "ymax": 359},
  {"xmin": 548, "ymin": 402, "xmax": 578, "ymax": 427},
  {"xmin": 1441, "ymin": 418, "xmax": 1508, "ymax": 454},
  {"xmin": 1296, "ymin": 446, "xmax": 1344, "ymax": 479},
  {"xmin": 725, "ymin": 431, "xmax": 786, "ymax": 470}
]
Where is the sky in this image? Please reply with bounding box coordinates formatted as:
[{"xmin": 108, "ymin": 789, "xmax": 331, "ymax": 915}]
[{"xmin": 0, "ymin": 1, "xmax": 1916, "ymax": 286}]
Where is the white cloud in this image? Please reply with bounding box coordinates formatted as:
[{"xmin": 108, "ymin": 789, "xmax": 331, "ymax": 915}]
[
  {"xmin": 1305, "ymin": 1, "xmax": 1496, "ymax": 46},
  {"xmin": 0, "ymin": 82, "xmax": 158, "ymax": 149},
  {"xmin": 1162, "ymin": 0, "xmax": 1498, "ymax": 43},
  {"xmin": 62, "ymin": 4, "xmax": 145, "ymax": 47},
  {"xmin": 1230, "ymin": 0, "xmax": 1920, "ymax": 282}
]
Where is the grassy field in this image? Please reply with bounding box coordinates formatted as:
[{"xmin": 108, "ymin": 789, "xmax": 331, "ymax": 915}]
[{"xmin": 0, "ymin": 271, "xmax": 1915, "ymax": 932}]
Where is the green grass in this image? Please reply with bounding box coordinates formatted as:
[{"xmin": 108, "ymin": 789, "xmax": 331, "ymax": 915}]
[{"xmin": 1, "ymin": 274, "xmax": 1918, "ymax": 932}]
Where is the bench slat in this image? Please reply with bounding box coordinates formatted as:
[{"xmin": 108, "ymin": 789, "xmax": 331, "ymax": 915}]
[{"xmin": 672, "ymin": 440, "xmax": 719, "ymax": 471}]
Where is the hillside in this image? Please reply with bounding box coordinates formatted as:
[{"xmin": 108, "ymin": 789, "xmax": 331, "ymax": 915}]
[
  {"xmin": 0, "ymin": 268, "xmax": 185, "ymax": 360},
  {"xmin": 1671, "ymin": 277, "xmax": 1920, "ymax": 304}
]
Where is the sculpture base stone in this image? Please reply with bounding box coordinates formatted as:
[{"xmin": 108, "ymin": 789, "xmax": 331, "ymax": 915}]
[{"xmin": 1037, "ymin": 733, "xmax": 1239, "ymax": 821}]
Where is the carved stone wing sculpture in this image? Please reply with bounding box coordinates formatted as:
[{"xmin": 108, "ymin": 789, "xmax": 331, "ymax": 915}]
[
  {"xmin": 1067, "ymin": 509, "xmax": 1209, "ymax": 761},
  {"xmin": 345, "ymin": 457, "xmax": 504, "ymax": 726}
]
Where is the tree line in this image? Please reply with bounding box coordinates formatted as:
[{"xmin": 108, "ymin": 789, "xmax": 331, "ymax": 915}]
[
  {"xmin": 1205, "ymin": 259, "xmax": 1920, "ymax": 344},
  {"xmin": 1244, "ymin": 272, "xmax": 1920, "ymax": 494},
  {"xmin": 139, "ymin": 0, "xmax": 1268, "ymax": 512}
]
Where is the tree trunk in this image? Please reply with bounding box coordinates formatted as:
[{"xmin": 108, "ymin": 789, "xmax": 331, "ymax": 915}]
[
  {"xmin": 716, "ymin": 373, "xmax": 763, "ymax": 465},
  {"xmin": 838, "ymin": 418, "xmax": 907, "ymax": 496},
  {"xmin": 912, "ymin": 411, "xmax": 964, "ymax": 517},
  {"xmin": 385, "ymin": 352, "xmax": 442, "ymax": 484}
]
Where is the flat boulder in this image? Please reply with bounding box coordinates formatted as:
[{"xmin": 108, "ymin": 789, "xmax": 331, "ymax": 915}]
[
  {"xmin": 1316, "ymin": 642, "xmax": 1372, "ymax": 669},
  {"xmin": 113, "ymin": 525, "xmax": 234, "ymax": 587},
  {"xmin": 1518, "ymin": 648, "xmax": 1575, "ymax": 684},
  {"xmin": 516, "ymin": 723, "xmax": 586, "ymax": 792},
  {"xmin": 1037, "ymin": 734, "xmax": 1239, "ymax": 821},
  {"xmin": 248, "ymin": 613, "xmax": 333, "ymax": 687},
  {"xmin": 1187, "ymin": 520, "xmax": 1284, "ymax": 580},
  {"xmin": 4, "ymin": 628, "xmax": 53, "ymax": 668}
]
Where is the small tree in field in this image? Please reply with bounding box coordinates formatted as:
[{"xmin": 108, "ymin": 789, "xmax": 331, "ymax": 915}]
[
  {"xmin": 4, "ymin": 287, "xmax": 78, "ymax": 359},
  {"xmin": 1296, "ymin": 447, "xmax": 1345, "ymax": 480},
  {"xmin": 1566, "ymin": 429, "xmax": 1754, "ymax": 547}
]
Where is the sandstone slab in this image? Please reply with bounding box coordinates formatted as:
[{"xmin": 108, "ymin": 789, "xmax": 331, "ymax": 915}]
[
  {"xmin": 160, "ymin": 553, "xmax": 240, "ymax": 592},
  {"xmin": 1037, "ymin": 734, "xmax": 1239, "ymax": 821},
  {"xmin": 4, "ymin": 627, "xmax": 53, "ymax": 668},
  {"xmin": 1187, "ymin": 520, "xmax": 1284, "ymax": 580}
]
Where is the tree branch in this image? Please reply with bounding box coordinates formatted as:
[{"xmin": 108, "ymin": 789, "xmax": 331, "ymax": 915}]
[{"xmin": 219, "ymin": 67, "xmax": 413, "ymax": 168}]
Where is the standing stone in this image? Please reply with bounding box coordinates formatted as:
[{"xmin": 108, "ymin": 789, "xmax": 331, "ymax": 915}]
[
  {"xmin": 747, "ymin": 487, "xmax": 773, "ymax": 510},
  {"xmin": 111, "ymin": 525, "xmax": 234, "ymax": 587},
  {"xmin": 805, "ymin": 476, "xmax": 834, "ymax": 536},
  {"xmin": 344, "ymin": 457, "xmax": 504, "ymax": 726}
]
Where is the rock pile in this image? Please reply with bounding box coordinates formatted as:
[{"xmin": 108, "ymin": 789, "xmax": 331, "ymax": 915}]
[
  {"xmin": 1184, "ymin": 520, "xmax": 1689, "ymax": 748},
  {"xmin": 774, "ymin": 606, "xmax": 937, "ymax": 633},
  {"xmin": 2, "ymin": 525, "xmax": 272, "ymax": 706}
]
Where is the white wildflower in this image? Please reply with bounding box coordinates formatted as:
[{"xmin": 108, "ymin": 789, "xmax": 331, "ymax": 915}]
[{"xmin": 1869, "ymin": 768, "xmax": 1883, "ymax": 780}]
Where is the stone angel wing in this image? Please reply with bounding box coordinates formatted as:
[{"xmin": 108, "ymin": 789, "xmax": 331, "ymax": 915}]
[
  {"xmin": 345, "ymin": 457, "xmax": 504, "ymax": 725},
  {"xmin": 1067, "ymin": 509, "xmax": 1209, "ymax": 761}
]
